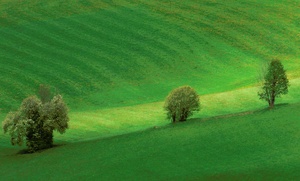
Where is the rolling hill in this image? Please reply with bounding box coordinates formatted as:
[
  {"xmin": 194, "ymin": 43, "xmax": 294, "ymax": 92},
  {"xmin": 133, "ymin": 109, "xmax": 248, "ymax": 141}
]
[
  {"xmin": 0, "ymin": 0, "xmax": 300, "ymax": 180},
  {"xmin": 1, "ymin": 102, "xmax": 300, "ymax": 180},
  {"xmin": 0, "ymin": 0, "xmax": 299, "ymax": 112}
]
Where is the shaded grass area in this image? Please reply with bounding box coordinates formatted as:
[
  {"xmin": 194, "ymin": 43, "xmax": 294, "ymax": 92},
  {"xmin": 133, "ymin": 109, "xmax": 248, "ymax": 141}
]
[{"xmin": 1, "ymin": 102, "xmax": 300, "ymax": 180}]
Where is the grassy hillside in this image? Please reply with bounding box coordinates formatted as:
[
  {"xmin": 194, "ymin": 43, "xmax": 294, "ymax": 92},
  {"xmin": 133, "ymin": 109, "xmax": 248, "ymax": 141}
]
[
  {"xmin": 0, "ymin": 1, "xmax": 300, "ymax": 179},
  {"xmin": 0, "ymin": 0, "xmax": 299, "ymax": 149},
  {"xmin": 1, "ymin": 78, "xmax": 299, "ymax": 145},
  {"xmin": 1, "ymin": 102, "xmax": 300, "ymax": 180},
  {"xmin": 0, "ymin": 0, "xmax": 299, "ymax": 112}
]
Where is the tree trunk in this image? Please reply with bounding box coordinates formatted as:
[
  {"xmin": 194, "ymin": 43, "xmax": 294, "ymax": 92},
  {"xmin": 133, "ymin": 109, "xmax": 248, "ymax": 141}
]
[
  {"xmin": 269, "ymin": 94, "xmax": 275, "ymax": 109},
  {"xmin": 269, "ymin": 80, "xmax": 277, "ymax": 109},
  {"xmin": 269, "ymin": 101, "xmax": 274, "ymax": 108},
  {"xmin": 172, "ymin": 114, "xmax": 176, "ymax": 123},
  {"xmin": 179, "ymin": 110, "xmax": 187, "ymax": 122}
]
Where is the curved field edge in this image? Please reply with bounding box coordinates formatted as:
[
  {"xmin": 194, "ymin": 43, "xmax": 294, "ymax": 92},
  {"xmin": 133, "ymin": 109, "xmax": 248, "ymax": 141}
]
[
  {"xmin": 0, "ymin": 1, "xmax": 299, "ymax": 112},
  {"xmin": 0, "ymin": 101, "xmax": 300, "ymax": 180},
  {"xmin": 55, "ymin": 77, "xmax": 300, "ymax": 143},
  {"xmin": 1, "ymin": 78, "xmax": 299, "ymax": 146}
]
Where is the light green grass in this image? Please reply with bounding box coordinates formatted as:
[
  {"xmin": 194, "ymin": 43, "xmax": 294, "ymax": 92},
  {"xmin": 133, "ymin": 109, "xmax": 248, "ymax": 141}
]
[
  {"xmin": 1, "ymin": 78, "xmax": 299, "ymax": 145},
  {"xmin": 54, "ymin": 78, "xmax": 300, "ymax": 143},
  {"xmin": 1, "ymin": 102, "xmax": 300, "ymax": 180}
]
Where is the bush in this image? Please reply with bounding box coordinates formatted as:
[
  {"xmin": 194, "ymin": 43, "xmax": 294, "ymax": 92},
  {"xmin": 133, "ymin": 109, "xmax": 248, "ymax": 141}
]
[
  {"xmin": 164, "ymin": 86, "xmax": 200, "ymax": 123},
  {"xmin": 2, "ymin": 95, "xmax": 69, "ymax": 153}
]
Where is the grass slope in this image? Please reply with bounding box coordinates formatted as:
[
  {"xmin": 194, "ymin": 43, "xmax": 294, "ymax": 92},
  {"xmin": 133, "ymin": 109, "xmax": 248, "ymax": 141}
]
[
  {"xmin": 0, "ymin": 0, "xmax": 299, "ymax": 112},
  {"xmin": 0, "ymin": 1, "xmax": 299, "ymax": 179},
  {"xmin": 1, "ymin": 103, "xmax": 300, "ymax": 180},
  {"xmin": 1, "ymin": 78, "xmax": 299, "ymax": 145}
]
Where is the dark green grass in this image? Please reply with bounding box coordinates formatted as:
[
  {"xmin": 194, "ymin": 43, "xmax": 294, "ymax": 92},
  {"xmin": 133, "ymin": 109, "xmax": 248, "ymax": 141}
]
[
  {"xmin": 1, "ymin": 103, "xmax": 300, "ymax": 180},
  {"xmin": 0, "ymin": 0, "xmax": 299, "ymax": 112}
]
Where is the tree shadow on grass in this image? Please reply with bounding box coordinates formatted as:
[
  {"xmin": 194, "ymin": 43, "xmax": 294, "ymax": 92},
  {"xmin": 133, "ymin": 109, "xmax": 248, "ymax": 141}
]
[
  {"xmin": 254, "ymin": 103, "xmax": 290, "ymax": 114},
  {"xmin": 274, "ymin": 102, "xmax": 289, "ymax": 108},
  {"xmin": 16, "ymin": 144, "xmax": 66, "ymax": 155},
  {"xmin": 187, "ymin": 102, "xmax": 290, "ymax": 124}
]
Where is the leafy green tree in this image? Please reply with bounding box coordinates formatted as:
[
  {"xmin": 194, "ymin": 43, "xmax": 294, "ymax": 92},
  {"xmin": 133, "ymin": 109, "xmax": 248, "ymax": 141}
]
[
  {"xmin": 164, "ymin": 86, "xmax": 200, "ymax": 123},
  {"xmin": 2, "ymin": 95, "xmax": 69, "ymax": 153},
  {"xmin": 258, "ymin": 60, "xmax": 289, "ymax": 108}
]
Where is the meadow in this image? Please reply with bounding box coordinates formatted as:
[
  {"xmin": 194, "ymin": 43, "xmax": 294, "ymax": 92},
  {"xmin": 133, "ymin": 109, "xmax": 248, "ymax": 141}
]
[
  {"xmin": 1, "ymin": 102, "xmax": 300, "ymax": 180},
  {"xmin": 0, "ymin": 0, "xmax": 299, "ymax": 180}
]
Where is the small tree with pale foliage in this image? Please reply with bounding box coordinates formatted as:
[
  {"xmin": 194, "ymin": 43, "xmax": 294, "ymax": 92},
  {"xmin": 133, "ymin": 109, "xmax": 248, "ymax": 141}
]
[
  {"xmin": 164, "ymin": 86, "xmax": 200, "ymax": 123},
  {"xmin": 2, "ymin": 95, "xmax": 69, "ymax": 153}
]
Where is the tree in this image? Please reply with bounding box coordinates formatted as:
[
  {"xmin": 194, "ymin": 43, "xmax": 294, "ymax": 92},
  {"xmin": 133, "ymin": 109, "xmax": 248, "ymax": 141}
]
[
  {"xmin": 164, "ymin": 86, "xmax": 200, "ymax": 123},
  {"xmin": 2, "ymin": 95, "xmax": 69, "ymax": 153},
  {"xmin": 258, "ymin": 60, "xmax": 289, "ymax": 108}
]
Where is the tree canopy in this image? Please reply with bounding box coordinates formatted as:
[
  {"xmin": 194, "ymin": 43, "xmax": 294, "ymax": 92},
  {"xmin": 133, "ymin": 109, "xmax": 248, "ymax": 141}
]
[
  {"xmin": 258, "ymin": 60, "xmax": 289, "ymax": 108},
  {"xmin": 164, "ymin": 86, "xmax": 200, "ymax": 123},
  {"xmin": 2, "ymin": 95, "xmax": 69, "ymax": 153}
]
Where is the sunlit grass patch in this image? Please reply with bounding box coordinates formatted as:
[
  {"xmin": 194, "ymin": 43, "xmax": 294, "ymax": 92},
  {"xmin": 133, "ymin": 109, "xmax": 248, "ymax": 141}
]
[{"xmin": 48, "ymin": 78, "xmax": 300, "ymax": 143}]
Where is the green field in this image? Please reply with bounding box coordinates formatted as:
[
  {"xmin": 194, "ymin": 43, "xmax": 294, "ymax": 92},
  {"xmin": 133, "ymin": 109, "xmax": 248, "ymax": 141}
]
[
  {"xmin": 0, "ymin": 0, "xmax": 299, "ymax": 180},
  {"xmin": 1, "ymin": 102, "xmax": 300, "ymax": 180}
]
